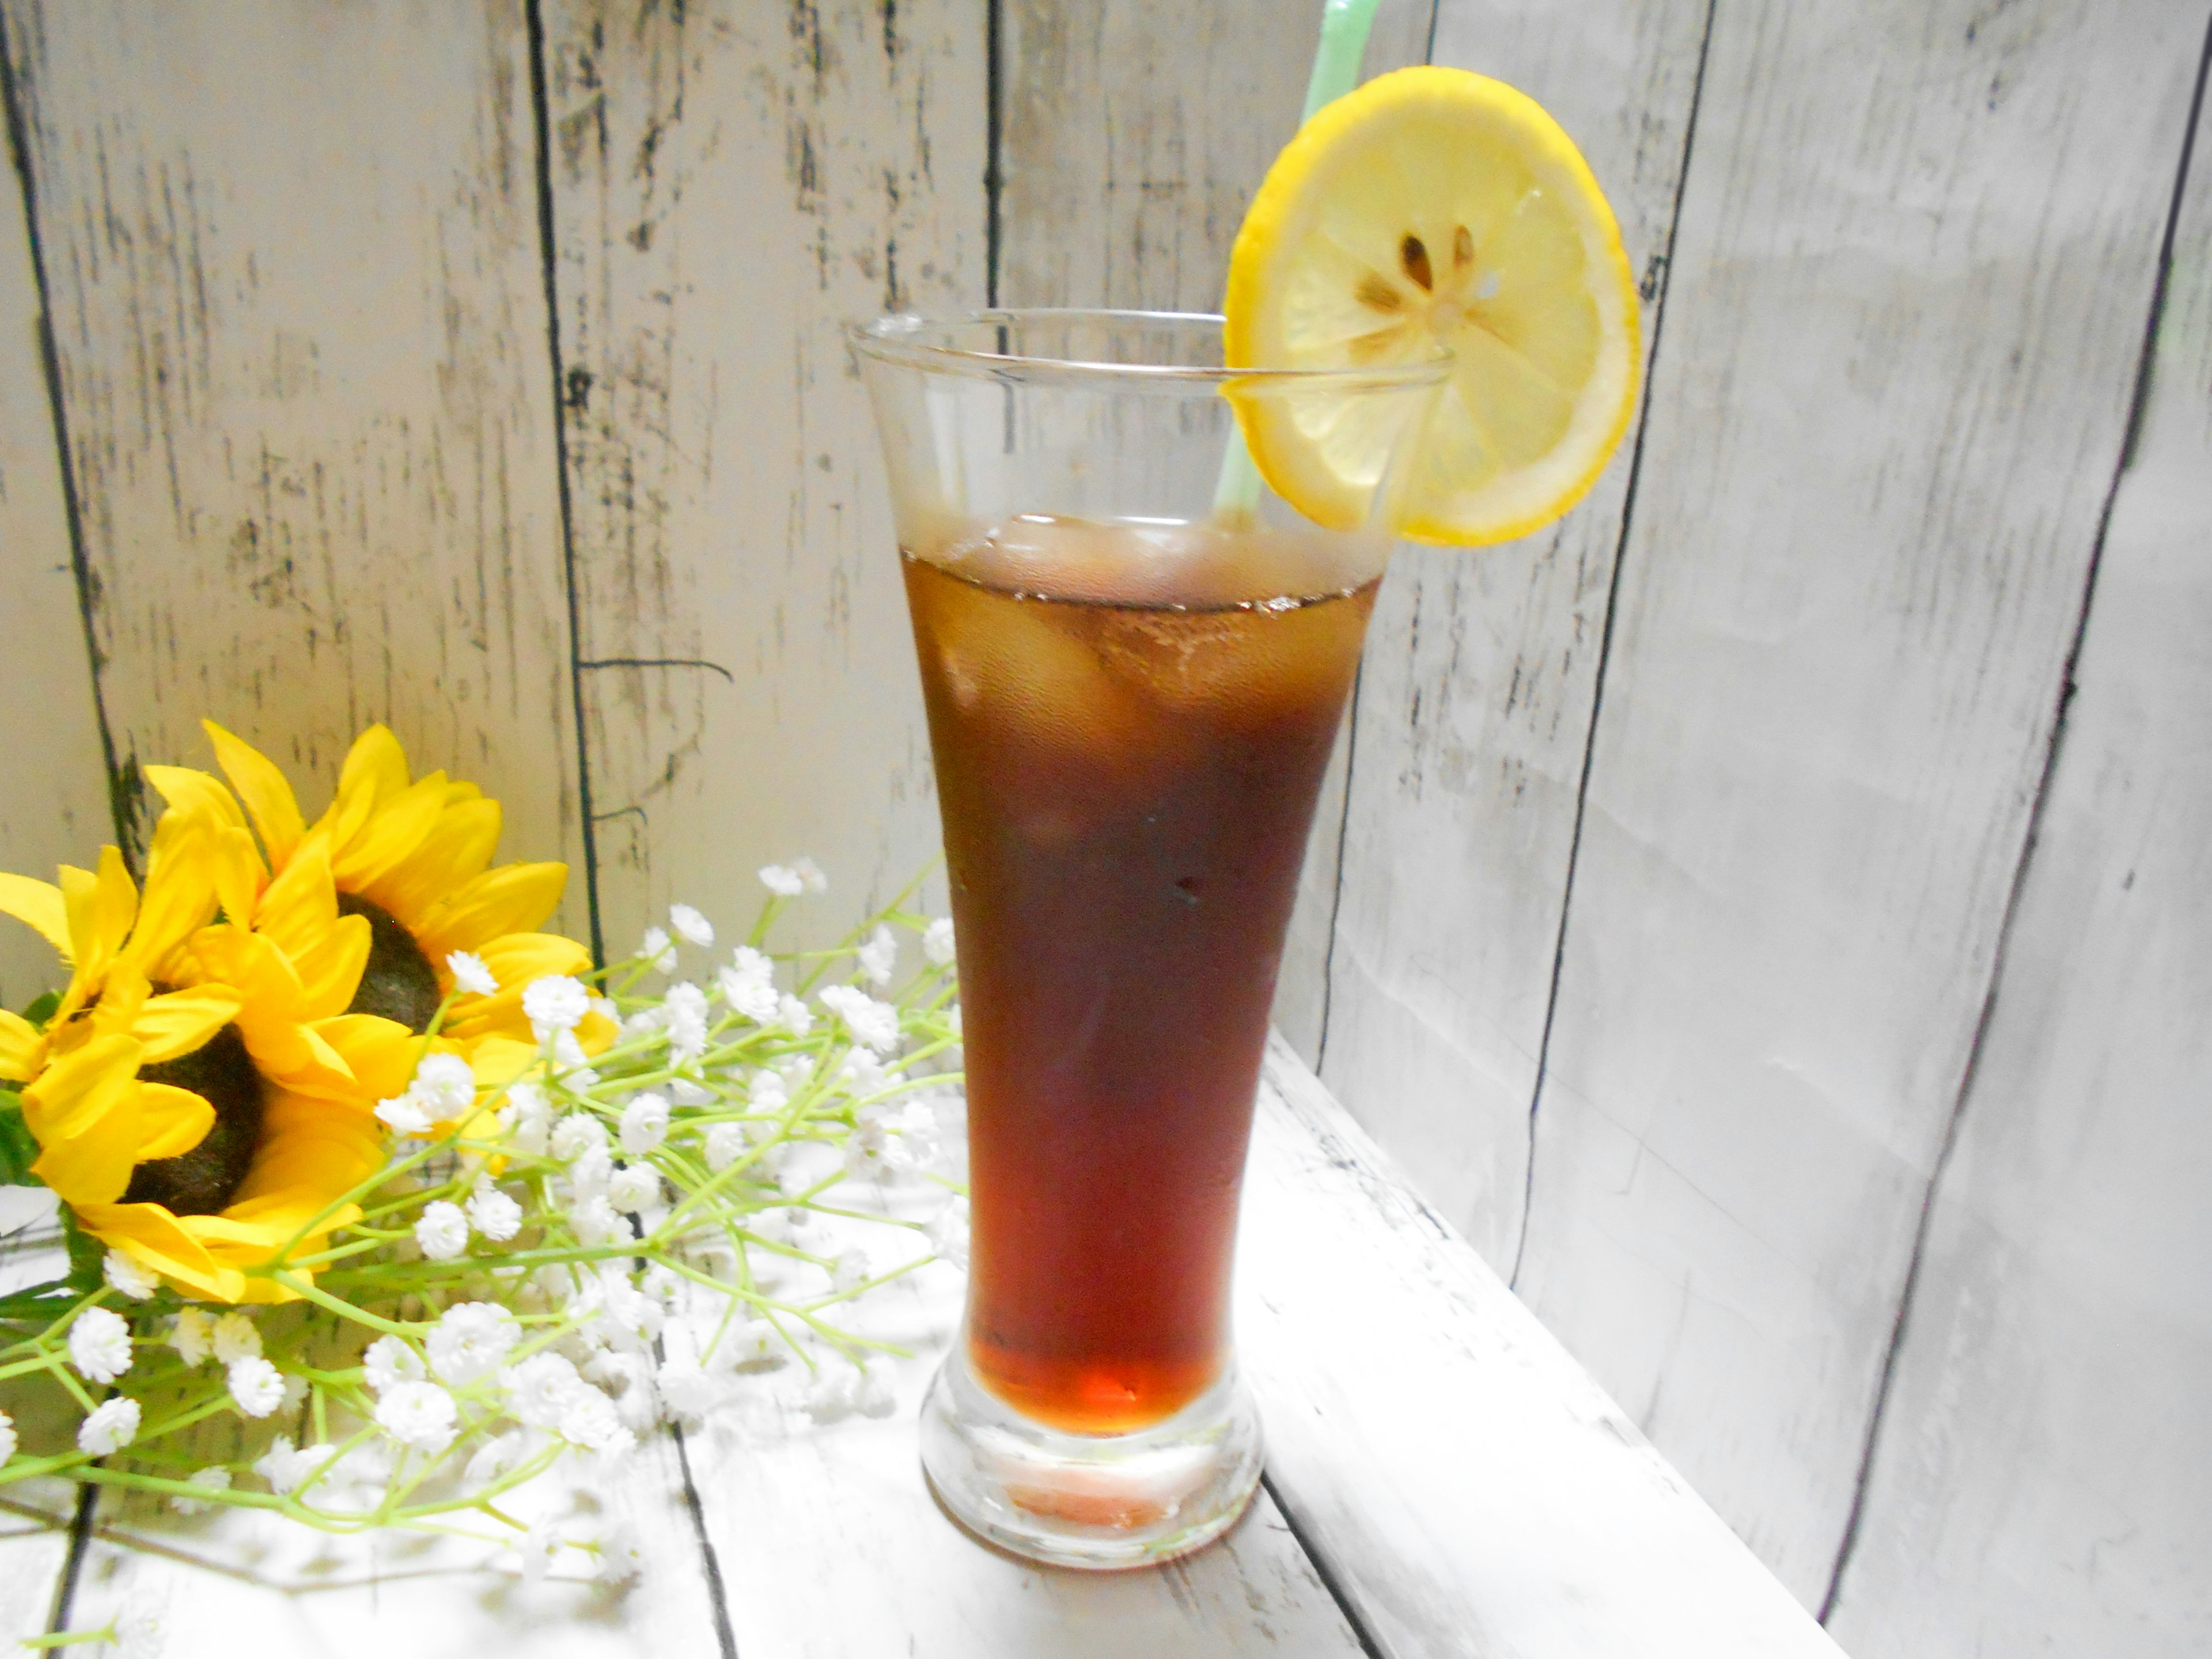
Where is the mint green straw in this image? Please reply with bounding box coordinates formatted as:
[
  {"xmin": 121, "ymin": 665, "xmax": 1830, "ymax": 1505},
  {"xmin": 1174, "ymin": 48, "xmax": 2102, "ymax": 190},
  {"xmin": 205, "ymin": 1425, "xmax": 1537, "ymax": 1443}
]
[{"xmin": 1211, "ymin": 0, "xmax": 1384, "ymax": 521}]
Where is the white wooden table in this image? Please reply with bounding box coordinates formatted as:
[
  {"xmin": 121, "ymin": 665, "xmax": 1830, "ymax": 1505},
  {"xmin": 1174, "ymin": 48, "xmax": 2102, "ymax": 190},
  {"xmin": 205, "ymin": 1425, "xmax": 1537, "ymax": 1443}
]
[{"xmin": 0, "ymin": 1037, "xmax": 1841, "ymax": 1658}]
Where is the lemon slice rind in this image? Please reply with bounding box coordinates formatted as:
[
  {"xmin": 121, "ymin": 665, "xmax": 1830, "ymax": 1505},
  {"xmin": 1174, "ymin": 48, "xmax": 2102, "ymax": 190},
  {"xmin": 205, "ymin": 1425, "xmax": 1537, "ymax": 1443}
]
[{"xmin": 1225, "ymin": 67, "xmax": 1641, "ymax": 547}]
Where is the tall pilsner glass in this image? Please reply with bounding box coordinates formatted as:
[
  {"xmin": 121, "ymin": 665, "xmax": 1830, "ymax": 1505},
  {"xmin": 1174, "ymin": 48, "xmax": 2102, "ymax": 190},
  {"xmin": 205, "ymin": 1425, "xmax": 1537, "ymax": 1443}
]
[{"xmin": 851, "ymin": 312, "xmax": 1445, "ymax": 1569}]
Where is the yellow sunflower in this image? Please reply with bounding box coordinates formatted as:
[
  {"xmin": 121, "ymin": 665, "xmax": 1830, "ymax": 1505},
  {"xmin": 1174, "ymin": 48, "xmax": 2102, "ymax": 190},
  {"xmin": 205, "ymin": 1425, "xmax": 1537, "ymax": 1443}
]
[
  {"xmin": 0, "ymin": 809, "xmax": 385, "ymax": 1304},
  {"xmin": 173, "ymin": 721, "xmax": 609, "ymax": 1055}
]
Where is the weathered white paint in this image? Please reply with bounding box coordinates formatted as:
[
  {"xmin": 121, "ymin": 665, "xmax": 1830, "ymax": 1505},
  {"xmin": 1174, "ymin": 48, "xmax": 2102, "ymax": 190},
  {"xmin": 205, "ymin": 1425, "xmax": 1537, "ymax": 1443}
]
[
  {"xmin": 1317, "ymin": 0, "xmax": 1711, "ymax": 1268},
  {"xmin": 543, "ymin": 0, "xmax": 982, "ymax": 953},
  {"xmin": 1512, "ymin": 0, "xmax": 2207, "ymax": 1601},
  {"xmin": 0, "ymin": 73, "xmax": 109, "ymax": 1009},
  {"xmin": 2, "ymin": 0, "xmax": 583, "ymax": 932},
  {"xmin": 46, "ymin": 1428, "xmax": 718, "ymax": 1659},
  {"xmin": 680, "ymin": 1262, "xmax": 1369, "ymax": 1658},
  {"xmin": 1824, "ymin": 75, "xmax": 2212, "ymax": 1659},
  {"xmin": 1245, "ymin": 1035, "xmax": 1845, "ymax": 1658}
]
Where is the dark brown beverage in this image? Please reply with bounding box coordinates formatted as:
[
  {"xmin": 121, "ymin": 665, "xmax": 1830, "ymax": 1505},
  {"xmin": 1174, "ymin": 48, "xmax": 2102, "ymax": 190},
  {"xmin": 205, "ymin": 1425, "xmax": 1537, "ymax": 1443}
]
[{"xmin": 905, "ymin": 515, "xmax": 1378, "ymax": 1434}]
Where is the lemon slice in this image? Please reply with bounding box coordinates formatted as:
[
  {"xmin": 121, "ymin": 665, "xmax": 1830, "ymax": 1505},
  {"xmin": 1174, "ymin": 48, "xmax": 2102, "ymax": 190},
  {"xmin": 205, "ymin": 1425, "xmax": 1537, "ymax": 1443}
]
[{"xmin": 1225, "ymin": 66, "xmax": 1640, "ymax": 546}]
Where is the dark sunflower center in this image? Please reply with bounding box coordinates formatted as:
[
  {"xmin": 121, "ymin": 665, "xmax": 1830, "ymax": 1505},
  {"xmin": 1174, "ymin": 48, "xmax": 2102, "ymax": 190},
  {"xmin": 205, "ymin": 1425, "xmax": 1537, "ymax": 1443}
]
[
  {"xmin": 338, "ymin": 893, "xmax": 442, "ymax": 1034},
  {"xmin": 123, "ymin": 1020, "xmax": 264, "ymax": 1217}
]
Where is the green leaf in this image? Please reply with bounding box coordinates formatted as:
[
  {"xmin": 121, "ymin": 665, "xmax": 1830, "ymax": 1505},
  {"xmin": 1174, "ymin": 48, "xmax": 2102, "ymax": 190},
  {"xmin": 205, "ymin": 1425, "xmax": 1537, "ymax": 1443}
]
[
  {"xmin": 0, "ymin": 1104, "xmax": 40, "ymax": 1187},
  {"xmin": 20, "ymin": 991, "xmax": 59, "ymax": 1031},
  {"xmin": 59, "ymin": 1205, "xmax": 103, "ymax": 1291}
]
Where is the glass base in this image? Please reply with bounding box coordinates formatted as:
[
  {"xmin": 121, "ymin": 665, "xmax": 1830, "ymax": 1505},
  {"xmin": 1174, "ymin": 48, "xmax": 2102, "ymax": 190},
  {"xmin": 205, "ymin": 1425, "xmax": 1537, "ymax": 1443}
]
[{"xmin": 919, "ymin": 1340, "xmax": 1264, "ymax": 1570}]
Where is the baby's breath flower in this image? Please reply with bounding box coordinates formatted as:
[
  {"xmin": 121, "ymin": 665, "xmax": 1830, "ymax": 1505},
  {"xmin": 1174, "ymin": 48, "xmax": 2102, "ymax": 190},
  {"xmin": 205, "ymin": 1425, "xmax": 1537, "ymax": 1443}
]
[
  {"xmin": 830, "ymin": 1249, "xmax": 873, "ymax": 1296},
  {"xmin": 501, "ymin": 1080, "xmax": 554, "ymax": 1156},
  {"xmin": 446, "ymin": 950, "xmax": 499, "ymax": 997},
  {"xmin": 793, "ymin": 857, "xmax": 828, "ymax": 894},
  {"xmin": 857, "ymin": 923, "xmax": 897, "ymax": 988},
  {"xmin": 664, "ymin": 982, "xmax": 710, "ymax": 1064},
  {"xmin": 415, "ymin": 1200, "xmax": 469, "ymax": 1261},
  {"xmin": 467, "ymin": 1183, "xmax": 524, "ymax": 1243},
  {"xmin": 551, "ymin": 1112, "xmax": 606, "ymax": 1161},
  {"xmin": 0, "ymin": 1406, "xmax": 17, "ymax": 1464},
  {"xmin": 608, "ymin": 1164, "xmax": 660, "ymax": 1213},
  {"xmin": 502, "ymin": 1353, "xmax": 601, "ymax": 1437},
  {"xmin": 79, "ymin": 1396, "xmax": 140, "ymax": 1456},
  {"xmin": 70, "ymin": 1306, "xmax": 133, "ymax": 1383},
  {"xmin": 109, "ymin": 1579, "xmax": 169, "ymax": 1659},
  {"xmin": 568, "ymin": 1141, "xmax": 614, "ymax": 1196},
  {"xmin": 168, "ymin": 1308, "xmax": 213, "ymax": 1366},
  {"xmin": 573, "ymin": 1193, "xmax": 627, "ymax": 1246},
  {"xmin": 703, "ymin": 1122, "xmax": 747, "ymax": 1173},
  {"xmin": 229, "ymin": 1356, "xmax": 285, "ymax": 1418},
  {"xmin": 210, "ymin": 1310, "xmax": 260, "ymax": 1365},
  {"xmin": 375, "ymin": 1093, "xmax": 435, "ymax": 1135},
  {"xmin": 362, "ymin": 1334, "xmax": 425, "ymax": 1394},
  {"xmin": 857, "ymin": 1358, "xmax": 899, "ymax": 1419},
  {"xmin": 427, "ymin": 1302, "xmax": 521, "ymax": 1386},
  {"xmin": 717, "ymin": 945, "xmax": 779, "ymax": 1022},
  {"xmin": 593, "ymin": 1517, "xmax": 646, "ymax": 1583},
  {"xmin": 775, "ymin": 994, "xmax": 814, "ymax": 1037},
  {"xmin": 757, "ymin": 863, "xmax": 804, "ymax": 897},
  {"xmin": 926, "ymin": 1195, "xmax": 971, "ymax": 1268},
  {"xmin": 619, "ymin": 1092, "xmax": 671, "ymax": 1155},
  {"xmin": 804, "ymin": 1364, "xmax": 861, "ymax": 1425},
  {"xmin": 559, "ymin": 1387, "xmax": 635, "ymax": 1456},
  {"xmin": 923, "ymin": 916, "xmax": 956, "ymax": 966},
  {"xmin": 172, "ymin": 1465, "xmax": 233, "ymax": 1514},
  {"xmin": 410, "ymin": 1052, "xmax": 478, "ymax": 1119},
  {"xmin": 464, "ymin": 1429, "xmax": 528, "ymax": 1486},
  {"xmin": 376, "ymin": 1380, "xmax": 459, "ymax": 1454},
  {"xmin": 656, "ymin": 1355, "xmax": 719, "ymax": 1419},
  {"xmin": 523, "ymin": 975, "xmax": 592, "ymax": 1037},
  {"xmin": 103, "ymin": 1249, "xmax": 157, "ymax": 1300},
  {"xmin": 819, "ymin": 984, "xmax": 899, "ymax": 1054},
  {"xmin": 639, "ymin": 925, "xmax": 677, "ymax": 973},
  {"xmin": 669, "ymin": 903, "xmax": 715, "ymax": 947},
  {"xmin": 253, "ymin": 1436, "xmax": 316, "ymax": 1495}
]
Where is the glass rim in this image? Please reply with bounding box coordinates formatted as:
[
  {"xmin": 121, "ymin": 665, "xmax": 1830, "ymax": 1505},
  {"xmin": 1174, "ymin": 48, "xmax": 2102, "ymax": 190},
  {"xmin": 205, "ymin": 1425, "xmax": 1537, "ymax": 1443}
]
[{"xmin": 846, "ymin": 308, "xmax": 1454, "ymax": 390}]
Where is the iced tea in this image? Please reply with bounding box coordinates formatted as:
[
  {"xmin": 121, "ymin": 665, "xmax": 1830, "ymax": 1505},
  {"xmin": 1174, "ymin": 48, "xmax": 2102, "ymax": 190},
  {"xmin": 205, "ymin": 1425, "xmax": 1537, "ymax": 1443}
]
[{"xmin": 906, "ymin": 514, "xmax": 1379, "ymax": 1434}]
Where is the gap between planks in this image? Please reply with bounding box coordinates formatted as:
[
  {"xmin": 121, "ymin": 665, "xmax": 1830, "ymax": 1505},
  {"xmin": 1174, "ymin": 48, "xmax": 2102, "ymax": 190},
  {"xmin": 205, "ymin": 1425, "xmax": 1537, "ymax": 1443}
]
[{"xmin": 1814, "ymin": 7, "xmax": 2212, "ymax": 1623}]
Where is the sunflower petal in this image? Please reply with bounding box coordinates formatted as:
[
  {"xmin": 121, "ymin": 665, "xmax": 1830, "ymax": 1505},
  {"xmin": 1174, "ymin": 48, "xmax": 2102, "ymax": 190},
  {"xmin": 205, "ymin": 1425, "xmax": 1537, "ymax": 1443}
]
[
  {"xmin": 256, "ymin": 843, "xmax": 341, "ymax": 965},
  {"xmin": 292, "ymin": 912, "xmax": 371, "ymax": 1019},
  {"xmin": 440, "ymin": 931, "xmax": 593, "ymax": 1043},
  {"xmin": 210, "ymin": 825, "xmax": 267, "ymax": 930},
  {"xmin": 360, "ymin": 797, "xmax": 502, "ymax": 930},
  {"xmin": 411, "ymin": 863, "xmax": 570, "ymax": 959},
  {"xmin": 89, "ymin": 960, "xmax": 152, "ymax": 1044},
  {"xmin": 127, "ymin": 812, "xmax": 221, "ymax": 979},
  {"xmin": 70, "ymin": 1203, "xmax": 246, "ymax": 1302},
  {"xmin": 0, "ymin": 874, "xmax": 72, "ymax": 960},
  {"xmin": 306, "ymin": 1014, "xmax": 418, "ymax": 1102},
  {"xmin": 135, "ymin": 1081, "xmax": 217, "ymax": 1159},
  {"xmin": 205, "ymin": 720, "xmax": 306, "ymax": 870},
  {"xmin": 329, "ymin": 772, "xmax": 448, "ymax": 889},
  {"xmin": 21, "ymin": 1033, "xmax": 144, "ymax": 1205},
  {"xmin": 130, "ymin": 986, "xmax": 244, "ymax": 1065},
  {"xmin": 0, "ymin": 1010, "xmax": 43, "ymax": 1081},
  {"xmin": 323, "ymin": 726, "xmax": 412, "ymax": 858},
  {"xmin": 145, "ymin": 764, "xmax": 249, "ymax": 834}
]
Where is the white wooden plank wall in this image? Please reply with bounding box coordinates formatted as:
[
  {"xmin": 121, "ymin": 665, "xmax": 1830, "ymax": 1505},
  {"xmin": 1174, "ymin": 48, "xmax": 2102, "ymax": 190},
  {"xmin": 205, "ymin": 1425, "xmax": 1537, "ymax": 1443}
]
[
  {"xmin": 1822, "ymin": 65, "xmax": 2212, "ymax": 1659},
  {"xmin": 543, "ymin": 0, "xmax": 984, "ymax": 953},
  {"xmin": 1317, "ymin": 0, "xmax": 1710, "ymax": 1269},
  {"xmin": 0, "ymin": 58, "xmax": 110, "ymax": 1008},
  {"xmin": 1505, "ymin": 0, "xmax": 2207, "ymax": 1610},
  {"xmin": 0, "ymin": 0, "xmax": 584, "ymax": 932}
]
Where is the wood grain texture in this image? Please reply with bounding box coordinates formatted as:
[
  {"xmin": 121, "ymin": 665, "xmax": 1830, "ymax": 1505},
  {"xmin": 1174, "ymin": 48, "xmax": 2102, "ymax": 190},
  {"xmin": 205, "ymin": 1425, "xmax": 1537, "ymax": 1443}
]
[
  {"xmin": 1824, "ymin": 54, "xmax": 2212, "ymax": 1658},
  {"xmin": 1511, "ymin": 0, "xmax": 2207, "ymax": 1601},
  {"xmin": 1244, "ymin": 1036, "xmax": 1843, "ymax": 1659},
  {"xmin": 992, "ymin": 0, "xmax": 1437, "ymax": 1066},
  {"xmin": 1, "ymin": 0, "xmax": 582, "ymax": 929},
  {"xmin": 676, "ymin": 1190, "xmax": 1369, "ymax": 1656},
  {"xmin": 543, "ymin": 0, "xmax": 983, "ymax": 952},
  {"xmin": 43, "ymin": 1429, "xmax": 719, "ymax": 1658},
  {"xmin": 0, "ymin": 69, "xmax": 111, "ymax": 1008},
  {"xmin": 1316, "ymin": 0, "xmax": 1711, "ymax": 1266}
]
